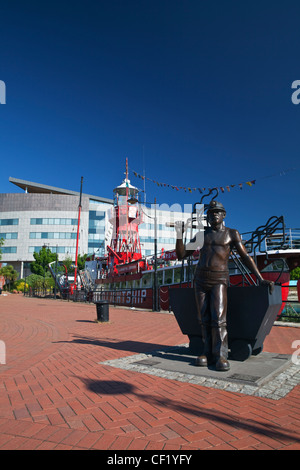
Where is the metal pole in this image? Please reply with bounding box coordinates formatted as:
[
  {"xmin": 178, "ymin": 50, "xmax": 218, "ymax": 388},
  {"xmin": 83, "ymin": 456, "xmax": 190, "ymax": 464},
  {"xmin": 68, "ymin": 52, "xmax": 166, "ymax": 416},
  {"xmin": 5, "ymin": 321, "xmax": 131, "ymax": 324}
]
[
  {"xmin": 153, "ymin": 197, "xmax": 158, "ymax": 311},
  {"xmin": 74, "ymin": 177, "xmax": 83, "ymax": 290},
  {"xmin": 24, "ymin": 266, "xmax": 26, "ymax": 297},
  {"xmin": 126, "ymin": 159, "xmax": 129, "ymax": 263},
  {"xmin": 54, "ymin": 249, "xmax": 58, "ymax": 299}
]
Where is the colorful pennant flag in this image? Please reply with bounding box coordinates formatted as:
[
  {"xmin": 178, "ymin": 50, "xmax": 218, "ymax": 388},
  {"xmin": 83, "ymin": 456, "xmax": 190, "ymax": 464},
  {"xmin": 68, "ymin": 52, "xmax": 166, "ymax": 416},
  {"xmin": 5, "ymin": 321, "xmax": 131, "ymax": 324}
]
[
  {"xmin": 130, "ymin": 167, "xmax": 294, "ymax": 195},
  {"xmin": 131, "ymin": 169, "xmax": 257, "ymax": 194}
]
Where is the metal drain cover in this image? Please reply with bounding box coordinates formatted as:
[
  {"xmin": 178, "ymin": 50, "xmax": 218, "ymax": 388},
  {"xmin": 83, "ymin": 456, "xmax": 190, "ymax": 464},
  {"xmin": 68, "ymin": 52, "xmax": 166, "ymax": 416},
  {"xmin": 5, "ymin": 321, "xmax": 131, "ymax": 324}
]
[
  {"xmin": 133, "ymin": 359, "xmax": 161, "ymax": 366},
  {"xmin": 229, "ymin": 373, "xmax": 261, "ymax": 383}
]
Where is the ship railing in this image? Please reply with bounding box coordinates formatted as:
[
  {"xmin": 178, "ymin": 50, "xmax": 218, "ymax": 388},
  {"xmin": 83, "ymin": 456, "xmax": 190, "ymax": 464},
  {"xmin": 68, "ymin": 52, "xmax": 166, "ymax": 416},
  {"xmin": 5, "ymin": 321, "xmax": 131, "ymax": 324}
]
[
  {"xmin": 265, "ymin": 228, "xmax": 300, "ymax": 251},
  {"xmin": 242, "ymin": 225, "xmax": 300, "ymax": 254},
  {"xmin": 240, "ymin": 216, "xmax": 285, "ymax": 254},
  {"xmin": 79, "ymin": 269, "xmax": 95, "ymax": 291},
  {"xmin": 278, "ymin": 299, "xmax": 300, "ymax": 323}
]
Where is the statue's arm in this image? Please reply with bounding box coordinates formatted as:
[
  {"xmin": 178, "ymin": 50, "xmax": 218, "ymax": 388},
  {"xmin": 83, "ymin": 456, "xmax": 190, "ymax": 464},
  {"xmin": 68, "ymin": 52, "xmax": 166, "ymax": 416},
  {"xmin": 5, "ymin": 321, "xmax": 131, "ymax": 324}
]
[
  {"xmin": 231, "ymin": 229, "xmax": 274, "ymax": 291},
  {"xmin": 175, "ymin": 221, "xmax": 196, "ymax": 260},
  {"xmin": 231, "ymin": 229, "xmax": 263, "ymax": 280}
]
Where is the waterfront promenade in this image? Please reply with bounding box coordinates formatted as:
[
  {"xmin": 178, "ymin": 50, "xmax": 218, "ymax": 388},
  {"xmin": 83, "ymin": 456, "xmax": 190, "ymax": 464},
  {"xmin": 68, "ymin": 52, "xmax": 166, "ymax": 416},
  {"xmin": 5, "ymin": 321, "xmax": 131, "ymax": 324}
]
[{"xmin": 0, "ymin": 294, "xmax": 299, "ymax": 450}]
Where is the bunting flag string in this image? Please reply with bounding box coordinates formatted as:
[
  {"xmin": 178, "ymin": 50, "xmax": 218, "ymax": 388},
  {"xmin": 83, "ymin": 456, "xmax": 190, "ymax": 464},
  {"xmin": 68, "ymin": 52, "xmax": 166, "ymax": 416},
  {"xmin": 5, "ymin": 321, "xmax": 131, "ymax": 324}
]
[
  {"xmin": 130, "ymin": 167, "xmax": 295, "ymax": 195},
  {"xmin": 130, "ymin": 169, "xmax": 256, "ymax": 194}
]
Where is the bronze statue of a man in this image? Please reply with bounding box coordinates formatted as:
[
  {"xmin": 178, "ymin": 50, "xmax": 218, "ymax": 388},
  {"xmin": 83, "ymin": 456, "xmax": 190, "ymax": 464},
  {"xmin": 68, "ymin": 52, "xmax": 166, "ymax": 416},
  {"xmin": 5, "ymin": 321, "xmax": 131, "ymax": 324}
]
[{"xmin": 175, "ymin": 200, "xmax": 274, "ymax": 371}]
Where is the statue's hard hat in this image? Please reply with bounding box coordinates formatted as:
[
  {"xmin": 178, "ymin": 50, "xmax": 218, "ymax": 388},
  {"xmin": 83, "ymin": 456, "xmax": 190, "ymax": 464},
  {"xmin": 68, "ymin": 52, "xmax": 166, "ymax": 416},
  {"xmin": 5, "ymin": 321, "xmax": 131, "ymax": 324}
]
[{"xmin": 207, "ymin": 200, "xmax": 226, "ymax": 213}]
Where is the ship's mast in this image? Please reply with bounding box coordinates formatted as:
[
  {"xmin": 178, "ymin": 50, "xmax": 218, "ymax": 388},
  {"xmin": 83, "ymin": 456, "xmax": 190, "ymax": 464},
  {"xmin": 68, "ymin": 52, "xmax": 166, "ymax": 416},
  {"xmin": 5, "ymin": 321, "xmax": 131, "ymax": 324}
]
[
  {"xmin": 125, "ymin": 158, "xmax": 129, "ymax": 262},
  {"xmin": 107, "ymin": 159, "xmax": 143, "ymax": 274}
]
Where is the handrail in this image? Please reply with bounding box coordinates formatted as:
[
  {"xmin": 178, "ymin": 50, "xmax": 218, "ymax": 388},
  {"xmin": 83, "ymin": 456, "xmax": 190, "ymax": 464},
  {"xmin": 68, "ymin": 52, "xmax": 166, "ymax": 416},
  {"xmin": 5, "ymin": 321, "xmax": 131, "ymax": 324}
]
[
  {"xmin": 242, "ymin": 227, "xmax": 300, "ymax": 253},
  {"xmin": 48, "ymin": 262, "xmax": 64, "ymax": 294},
  {"xmin": 230, "ymin": 250, "xmax": 258, "ymax": 286},
  {"xmin": 241, "ymin": 215, "xmax": 286, "ymax": 257}
]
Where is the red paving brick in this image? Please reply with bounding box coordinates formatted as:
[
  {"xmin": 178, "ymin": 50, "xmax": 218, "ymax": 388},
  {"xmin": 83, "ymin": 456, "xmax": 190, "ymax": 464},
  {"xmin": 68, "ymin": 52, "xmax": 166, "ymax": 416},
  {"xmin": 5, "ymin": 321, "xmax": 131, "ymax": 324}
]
[{"xmin": 0, "ymin": 294, "xmax": 299, "ymax": 451}]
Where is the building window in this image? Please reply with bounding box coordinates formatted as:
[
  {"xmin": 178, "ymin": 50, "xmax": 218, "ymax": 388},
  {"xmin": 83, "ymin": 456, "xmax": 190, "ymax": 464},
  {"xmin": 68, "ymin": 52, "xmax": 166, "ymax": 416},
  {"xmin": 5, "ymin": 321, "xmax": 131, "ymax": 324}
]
[
  {"xmin": 29, "ymin": 246, "xmax": 77, "ymax": 254},
  {"xmin": 29, "ymin": 232, "xmax": 77, "ymax": 239},
  {"xmin": 89, "ymin": 211, "xmax": 105, "ymax": 230},
  {"xmin": 139, "ymin": 236, "xmax": 175, "ymax": 244},
  {"xmin": 89, "ymin": 210, "xmax": 105, "ymax": 220},
  {"xmin": 2, "ymin": 247, "xmax": 17, "ymax": 253},
  {"xmin": 0, "ymin": 219, "xmax": 19, "ymax": 226},
  {"xmin": 140, "ymin": 236, "xmax": 155, "ymax": 243},
  {"xmin": 30, "ymin": 218, "xmax": 78, "ymax": 225},
  {"xmin": 158, "ymin": 237, "xmax": 176, "ymax": 244},
  {"xmin": 88, "ymin": 221, "xmax": 106, "ymax": 230},
  {"xmin": 0, "ymin": 233, "xmax": 18, "ymax": 239},
  {"xmin": 88, "ymin": 241, "xmax": 104, "ymax": 249}
]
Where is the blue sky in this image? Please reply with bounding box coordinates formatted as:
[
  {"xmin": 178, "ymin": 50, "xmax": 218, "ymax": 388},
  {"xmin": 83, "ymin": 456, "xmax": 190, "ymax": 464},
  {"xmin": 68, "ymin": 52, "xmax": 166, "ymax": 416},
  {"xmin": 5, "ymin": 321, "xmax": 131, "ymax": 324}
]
[{"xmin": 1, "ymin": 1, "xmax": 300, "ymax": 234}]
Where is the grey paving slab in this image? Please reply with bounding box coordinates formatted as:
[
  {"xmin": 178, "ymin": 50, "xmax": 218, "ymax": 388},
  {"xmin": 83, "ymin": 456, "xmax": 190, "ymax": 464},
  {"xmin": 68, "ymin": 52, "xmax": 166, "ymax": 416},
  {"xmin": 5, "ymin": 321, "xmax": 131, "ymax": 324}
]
[{"xmin": 101, "ymin": 344, "xmax": 300, "ymax": 400}]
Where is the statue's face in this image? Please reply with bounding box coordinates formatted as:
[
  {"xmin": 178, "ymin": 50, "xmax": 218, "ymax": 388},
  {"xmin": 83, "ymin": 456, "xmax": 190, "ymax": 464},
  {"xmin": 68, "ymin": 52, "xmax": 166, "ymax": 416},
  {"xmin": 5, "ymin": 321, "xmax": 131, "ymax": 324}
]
[{"xmin": 207, "ymin": 210, "xmax": 226, "ymax": 226}]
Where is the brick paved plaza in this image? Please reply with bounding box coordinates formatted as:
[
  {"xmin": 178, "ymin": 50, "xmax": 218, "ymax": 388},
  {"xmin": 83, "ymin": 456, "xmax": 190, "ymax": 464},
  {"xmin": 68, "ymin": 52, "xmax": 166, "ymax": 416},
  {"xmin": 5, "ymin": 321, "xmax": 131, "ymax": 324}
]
[{"xmin": 0, "ymin": 294, "xmax": 299, "ymax": 450}]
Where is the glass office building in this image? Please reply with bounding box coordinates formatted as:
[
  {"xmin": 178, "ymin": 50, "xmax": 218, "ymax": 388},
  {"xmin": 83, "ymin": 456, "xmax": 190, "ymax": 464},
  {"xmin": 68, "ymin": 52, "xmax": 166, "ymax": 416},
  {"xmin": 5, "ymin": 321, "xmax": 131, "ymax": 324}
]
[{"xmin": 0, "ymin": 177, "xmax": 190, "ymax": 278}]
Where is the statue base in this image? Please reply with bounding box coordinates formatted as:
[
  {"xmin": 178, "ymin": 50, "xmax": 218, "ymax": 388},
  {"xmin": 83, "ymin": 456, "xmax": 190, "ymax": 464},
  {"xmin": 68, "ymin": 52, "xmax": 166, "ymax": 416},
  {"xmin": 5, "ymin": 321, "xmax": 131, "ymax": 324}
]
[
  {"xmin": 101, "ymin": 345, "xmax": 295, "ymax": 398},
  {"xmin": 169, "ymin": 285, "xmax": 282, "ymax": 360}
]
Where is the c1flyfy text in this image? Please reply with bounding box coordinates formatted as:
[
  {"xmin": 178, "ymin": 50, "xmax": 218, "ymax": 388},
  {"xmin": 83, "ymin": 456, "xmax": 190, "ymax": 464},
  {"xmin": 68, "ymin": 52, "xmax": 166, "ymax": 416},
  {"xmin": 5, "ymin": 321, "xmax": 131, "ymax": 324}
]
[{"xmin": 107, "ymin": 454, "xmax": 193, "ymax": 467}]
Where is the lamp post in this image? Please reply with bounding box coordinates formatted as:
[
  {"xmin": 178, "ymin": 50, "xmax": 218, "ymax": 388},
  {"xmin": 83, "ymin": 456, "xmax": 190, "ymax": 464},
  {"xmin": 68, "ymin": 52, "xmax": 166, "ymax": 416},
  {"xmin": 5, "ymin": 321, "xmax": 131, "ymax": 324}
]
[
  {"xmin": 24, "ymin": 263, "xmax": 27, "ymax": 297},
  {"xmin": 42, "ymin": 244, "xmax": 48, "ymax": 296},
  {"xmin": 54, "ymin": 246, "xmax": 58, "ymax": 299},
  {"xmin": 153, "ymin": 198, "xmax": 158, "ymax": 312},
  {"xmin": 74, "ymin": 177, "xmax": 83, "ymax": 291}
]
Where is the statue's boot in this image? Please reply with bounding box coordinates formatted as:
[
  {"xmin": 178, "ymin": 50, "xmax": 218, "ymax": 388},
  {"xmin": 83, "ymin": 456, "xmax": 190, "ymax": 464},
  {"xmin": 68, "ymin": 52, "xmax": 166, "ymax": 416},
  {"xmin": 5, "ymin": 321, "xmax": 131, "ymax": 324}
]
[
  {"xmin": 195, "ymin": 355, "xmax": 207, "ymax": 367},
  {"xmin": 212, "ymin": 325, "xmax": 230, "ymax": 371},
  {"xmin": 215, "ymin": 357, "xmax": 230, "ymax": 371},
  {"xmin": 195, "ymin": 323, "xmax": 213, "ymax": 367}
]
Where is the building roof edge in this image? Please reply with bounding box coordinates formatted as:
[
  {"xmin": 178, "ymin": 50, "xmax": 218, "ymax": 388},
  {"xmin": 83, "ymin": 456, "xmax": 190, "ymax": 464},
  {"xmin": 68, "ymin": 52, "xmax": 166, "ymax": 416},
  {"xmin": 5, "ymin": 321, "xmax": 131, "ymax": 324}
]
[{"xmin": 8, "ymin": 177, "xmax": 113, "ymax": 204}]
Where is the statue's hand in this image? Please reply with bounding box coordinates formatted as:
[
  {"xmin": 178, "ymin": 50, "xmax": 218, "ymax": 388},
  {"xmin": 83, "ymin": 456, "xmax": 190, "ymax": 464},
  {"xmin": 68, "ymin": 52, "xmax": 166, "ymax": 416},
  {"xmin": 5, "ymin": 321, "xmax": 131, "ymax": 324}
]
[
  {"xmin": 174, "ymin": 221, "xmax": 185, "ymax": 238},
  {"xmin": 259, "ymin": 279, "xmax": 275, "ymax": 294}
]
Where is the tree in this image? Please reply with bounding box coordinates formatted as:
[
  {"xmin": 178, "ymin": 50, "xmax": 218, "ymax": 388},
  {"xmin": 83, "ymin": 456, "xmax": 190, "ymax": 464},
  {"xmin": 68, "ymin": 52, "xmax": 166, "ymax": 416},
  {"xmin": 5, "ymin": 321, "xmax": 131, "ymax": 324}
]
[
  {"xmin": 30, "ymin": 246, "xmax": 57, "ymax": 277},
  {"xmin": 26, "ymin": 273, "xmax": 53, "ymax": 290},
  {"xmin": 61, "ymin": 253, "xmax": 87, "ymax": 273},
  {"xmin": 290, "ymin": 267, "xmax": 300, "ymax": 280},
  {"xmin": 62, "ymin": 255, "xmax": 73, "ymax": 274},
  {"xmin": 0, "ymin": 265, "xmax": 18, "ymax": 291},
  {"xmin": 77, "ymin": 253, "xmax": 88, "ymax": 271}
]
